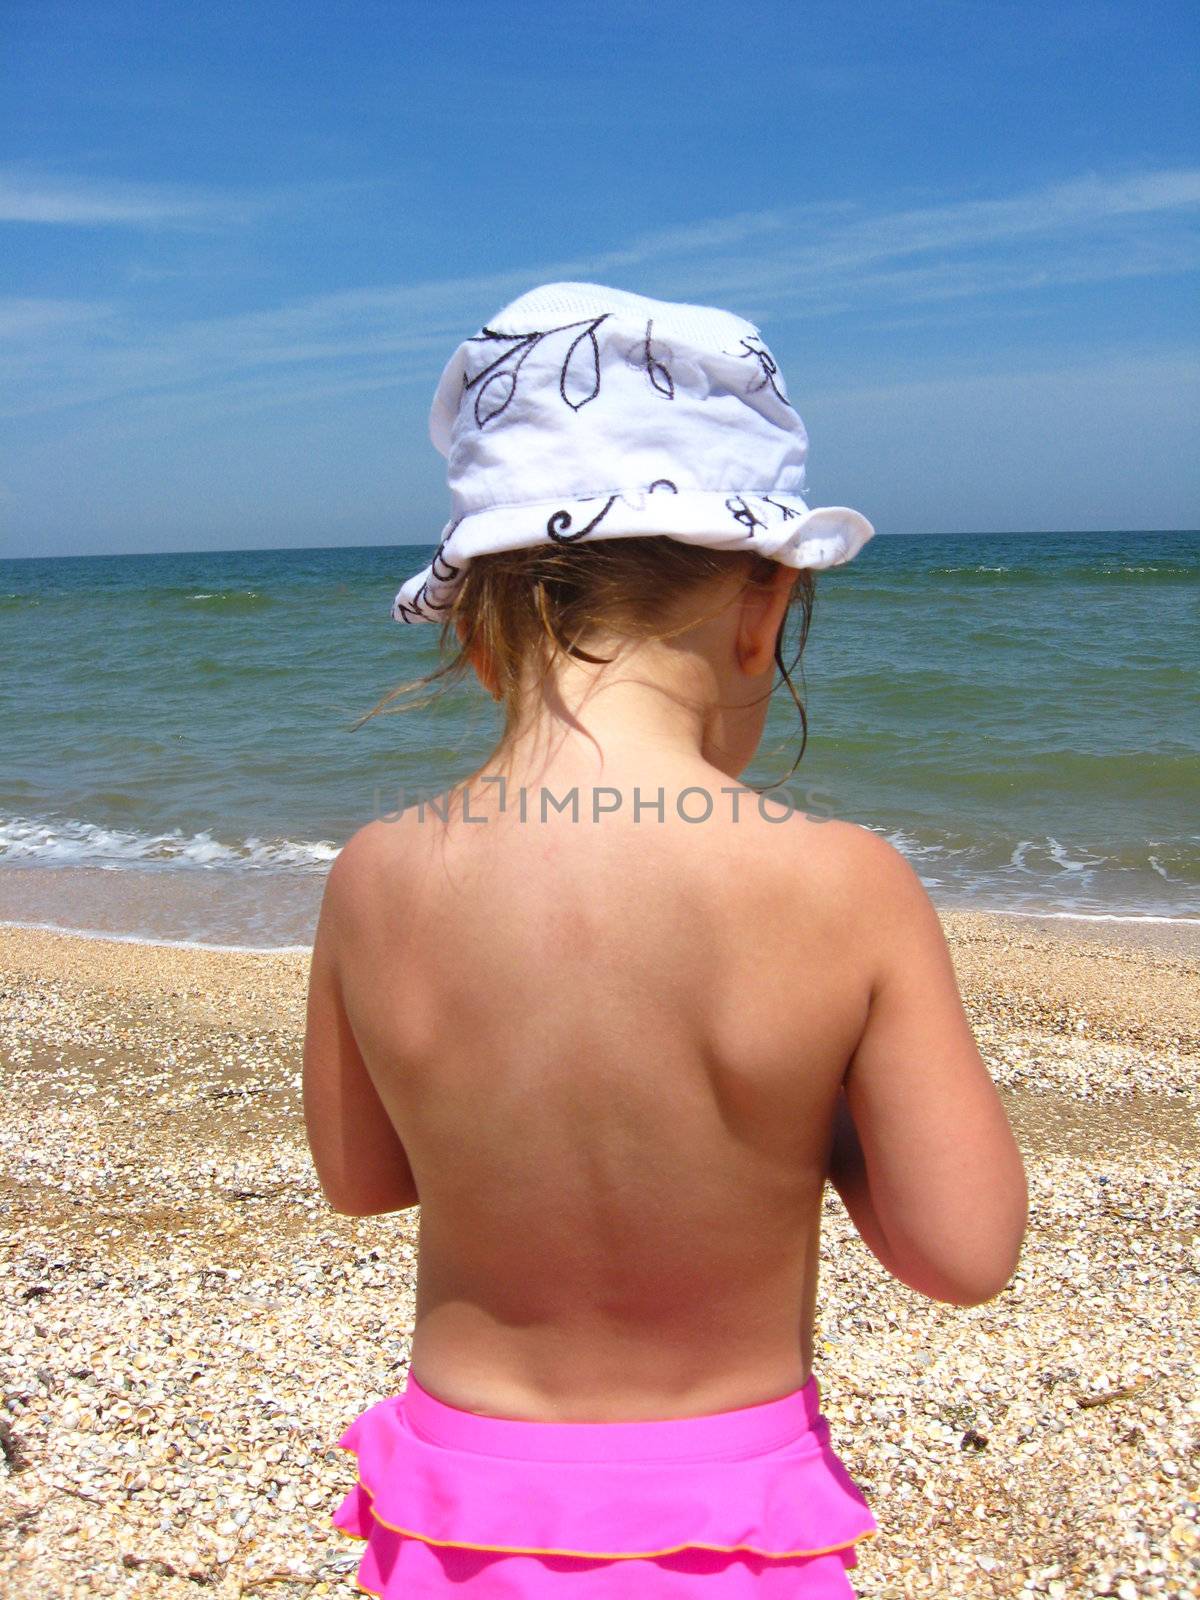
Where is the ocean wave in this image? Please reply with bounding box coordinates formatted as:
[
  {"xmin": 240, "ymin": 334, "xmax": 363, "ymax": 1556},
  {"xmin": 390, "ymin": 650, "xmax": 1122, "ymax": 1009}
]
[
  {"xmin": 1, "ymin": 585, "xmax": 277, "ymax": 613},
  {"xmin": 920, "ymin": 562, "xmax": 1196, "ymax": 585},
  {"xmin": 999, "ymin": 909, "xmax": 1200, "ymax": 925},
  {"xmin": 0, "ymin": 815, "xmax": 339, "ymax": 872},
  {"xmin": 868, "ymin": 826, "xmax": 1199, "ymax": 915},
  {"xmin": 1, "ymin": 815, "xmax": 1195, "ymax": 926},
  {"xmin": 0, "ymin": 917, "xmax": 313, "ymax": 954},
  {"xmin": 183, "ymin": 590, "xmax": 272, "ymax": 610}
]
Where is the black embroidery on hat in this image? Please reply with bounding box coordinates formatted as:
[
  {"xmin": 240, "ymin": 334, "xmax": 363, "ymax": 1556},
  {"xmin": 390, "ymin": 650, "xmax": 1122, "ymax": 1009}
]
[
  {"xmin": 394, "ymin": 528, "xmax": 464, "ymax": 622},
  {"xmin": 466, "ymin": 330, "xmax": 537, "ymax": 427},
  {"xmin": 560, "ymin": 319, "xmax": 605, "ymax": 411},
  {"xmin": 400, "ymin": 572, "xmax": 457, "ymax": 623},
  {"xmin": 395, "ymin": 581, "xmax": 432, "ymax": 624},
  {"xmin": 464, "ymin": 316, "xmax": 612, "ymax": 429},
  {"xmin": 726, "ymin": 337, "xmax": 792, "ymax": 407},
  {"xmin": 648, "ymin": 478, "xmax": 678, "ymax": 493},
  {"xmin": 762, "ymin": 495, "xmax": 800, "ymax": 522},
  {"xmin": 725, "ymin": 495, "xmax": 766, "ymax": 538},
  {"xmin": 640, "ymin": 320, "xmax": 675, "ymax": 400},
  {"xmin": 430, "ymin": 540, "xmax": 461, "ymax": 583},
  {"xmin": 546, "ymin": 495, "xmax": 619, "ymax": 543}
]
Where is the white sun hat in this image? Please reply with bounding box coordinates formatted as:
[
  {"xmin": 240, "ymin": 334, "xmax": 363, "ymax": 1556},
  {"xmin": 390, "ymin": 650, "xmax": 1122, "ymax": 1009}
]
[{"xmin": 392, "ymin": 281, "xmax": 874, "ymax": 623}]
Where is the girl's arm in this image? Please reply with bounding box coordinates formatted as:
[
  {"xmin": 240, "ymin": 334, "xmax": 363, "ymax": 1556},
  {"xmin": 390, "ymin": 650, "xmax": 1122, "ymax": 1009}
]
[
  {"xmin": 826, "ymin": 1087, "xmax": 904, "ymax": 1281},
  {"xmin": 302, "ymin": 841, "xmax": 420, "ymax": 1216},
  {"xmin": 828, "ymin": 829, "xmax": 1028, "ymax": 1307}
]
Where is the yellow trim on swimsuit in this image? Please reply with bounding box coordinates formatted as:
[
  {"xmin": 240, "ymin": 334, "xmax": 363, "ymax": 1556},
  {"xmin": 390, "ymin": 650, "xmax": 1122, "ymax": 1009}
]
[{"xmin": 334, "ymin": 1456, "xmax": 878, "ymax": 1563}]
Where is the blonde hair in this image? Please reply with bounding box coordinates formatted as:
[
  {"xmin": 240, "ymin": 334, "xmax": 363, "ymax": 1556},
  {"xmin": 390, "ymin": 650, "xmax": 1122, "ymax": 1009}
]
[{"xmin": 361, "ymin": 537, "xmax": 817, "ymax": 776}]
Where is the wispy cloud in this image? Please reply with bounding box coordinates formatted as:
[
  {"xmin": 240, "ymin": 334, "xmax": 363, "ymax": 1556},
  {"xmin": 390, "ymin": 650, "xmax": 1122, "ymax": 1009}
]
[
  {"xmin": 3, "ymin": 166, "xmax": 1197, "ymax": 423},
  {"xmin": 0, "ymin": 167, "xmax": 260, "ymax": 227},
  {"xmin": 806, "ymin": 169, "xmax": 1200, "ymax": 271},
  {"xmin": 595, "ymin": 167, "xmax": 1200, "ymax": 318},
  {"xmin": 0, "ymin": 297, "xmax": 116, "ymax": 339}
]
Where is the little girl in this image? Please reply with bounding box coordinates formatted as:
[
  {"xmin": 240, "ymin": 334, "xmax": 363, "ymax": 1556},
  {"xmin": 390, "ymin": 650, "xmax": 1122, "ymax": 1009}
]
[{"xmin": 303, "ymin": 282, "xmax": 1028, "ymax": 1598}]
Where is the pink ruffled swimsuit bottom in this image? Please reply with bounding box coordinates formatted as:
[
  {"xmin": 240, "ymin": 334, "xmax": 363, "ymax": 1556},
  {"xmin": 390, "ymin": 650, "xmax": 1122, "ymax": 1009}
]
[{"xmin": 331, "ymin": 1372, "xmax": 878, "ymax": 1597}]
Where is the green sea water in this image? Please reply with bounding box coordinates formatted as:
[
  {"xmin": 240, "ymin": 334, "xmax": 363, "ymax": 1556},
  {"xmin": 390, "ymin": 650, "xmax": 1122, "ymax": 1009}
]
[{"xmin": 0, "ymin": 531, "xmax": 1195, "ymax": 945}]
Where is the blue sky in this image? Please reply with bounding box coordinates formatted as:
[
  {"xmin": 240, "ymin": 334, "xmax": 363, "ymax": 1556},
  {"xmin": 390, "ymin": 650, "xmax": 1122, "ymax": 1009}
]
[{"xmin": 3, "ymin": 0, "xmax": 1198, "ymax": 558}]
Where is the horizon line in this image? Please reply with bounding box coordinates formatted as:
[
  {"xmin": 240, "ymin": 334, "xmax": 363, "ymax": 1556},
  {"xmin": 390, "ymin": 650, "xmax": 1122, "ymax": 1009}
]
[{"xmin": 2, "ymin": 528, "xmax": 1198, "ymax": 562}]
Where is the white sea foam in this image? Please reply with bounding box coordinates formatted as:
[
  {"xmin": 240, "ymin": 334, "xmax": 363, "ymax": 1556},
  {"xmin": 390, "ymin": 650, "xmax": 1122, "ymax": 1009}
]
[
  {"xmin": 0, "ymin": 917, "xmax": 312, "ymax": 954},
  {"xmin": 1, "ymin": 816, "xmax": 1194, "ymax": 926},
  {"xmin": 0, "ymin": 815, "xmax": 339, "ymax": 872},
  {"xmin": 185, "ymin": 590, "xmax": 261, "ymax": 600},
  {"xmin": 1010, "ymin": 837, "xmax": 1114, "ymax": 877},
  {"xmin": 1000, "ymin": 909, "xmax": 1200, "ymax": 925}
]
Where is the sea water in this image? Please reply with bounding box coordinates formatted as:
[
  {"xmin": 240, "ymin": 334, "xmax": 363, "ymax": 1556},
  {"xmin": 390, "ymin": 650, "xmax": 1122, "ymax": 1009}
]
[{"xmin": 0, "ymin": 531, "xmax": 1195, "ymax": 946}]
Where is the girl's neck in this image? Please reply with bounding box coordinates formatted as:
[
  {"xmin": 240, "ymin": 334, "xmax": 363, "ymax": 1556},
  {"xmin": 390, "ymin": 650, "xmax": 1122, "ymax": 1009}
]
[{"xmin": 484, "ymin": 651, "xmax": 733, "ymax": 788}]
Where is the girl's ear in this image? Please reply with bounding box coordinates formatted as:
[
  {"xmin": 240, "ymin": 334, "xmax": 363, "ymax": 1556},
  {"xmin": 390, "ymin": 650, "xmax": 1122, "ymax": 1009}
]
[
  {"xmin": 456, "ymin": 616, "xmax": 502, "ymax": 702},
  {"xmin": 735, "ymin": 565, "xmax": 798, "ymax": 676}
]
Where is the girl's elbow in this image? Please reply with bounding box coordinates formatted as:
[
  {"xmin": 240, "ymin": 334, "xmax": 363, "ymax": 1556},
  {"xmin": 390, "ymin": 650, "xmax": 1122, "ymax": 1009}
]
[
  {"xmin": 915, "ymin": 1189, "xmax": 1029, "ymax": 1309},
  {"xmin": 327, "ymin": 1196, "xmax": 399, "ymax": 1218},
  {"xmin": 317, "ymin": 1172, "xmax": 420, "ymax": 1217},
  {"xmin": 947, "ymin": 1220, "xmax": 1029, "ymax": 1308},
  {"xmin": 943, "ymin": 1263, "xmax": 1018, "ymax": 1308},
  {"xmin": 322, "ymin": 1184, "xmax": 373, "ymax": 1217}
]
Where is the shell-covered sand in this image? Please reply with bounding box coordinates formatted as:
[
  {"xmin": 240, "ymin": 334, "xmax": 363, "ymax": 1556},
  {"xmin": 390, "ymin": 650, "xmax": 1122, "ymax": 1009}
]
[{"xmin": 0, "ymin": 913, "xmax": 1196, "ymax": 1599}]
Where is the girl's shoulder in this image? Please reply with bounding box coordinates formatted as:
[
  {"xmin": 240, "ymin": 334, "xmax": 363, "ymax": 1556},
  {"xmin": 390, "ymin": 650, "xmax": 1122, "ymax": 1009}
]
[
  {"xmin": 316, "ymin": 814, "xmax": 425, "ymax": 933},
  {"xmin": 774, "ymin": 811, "xmax": 927, "ymax": 901}
]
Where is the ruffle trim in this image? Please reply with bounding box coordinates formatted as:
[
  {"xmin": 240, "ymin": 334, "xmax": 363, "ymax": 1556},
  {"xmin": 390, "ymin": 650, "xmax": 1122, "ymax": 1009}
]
[{"xmin": 329, "ymin": 1393, "xmax": 879, "ymax": 1564}]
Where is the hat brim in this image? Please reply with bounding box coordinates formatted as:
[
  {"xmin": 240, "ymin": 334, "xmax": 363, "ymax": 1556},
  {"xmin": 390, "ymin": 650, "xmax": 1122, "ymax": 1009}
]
[{"xmin": 391, "ymin": 491, "xmax": 873, "ymax": 622}]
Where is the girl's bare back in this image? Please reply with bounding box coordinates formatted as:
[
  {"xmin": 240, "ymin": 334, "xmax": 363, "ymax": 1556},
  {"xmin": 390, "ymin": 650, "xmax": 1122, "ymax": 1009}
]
[
  {"xmin": 309, "ymin": 286, "xmax": 1025, "ymax": 1600},
  {"xmin": 305, "ymin": 771, "xmax": 1025, "ymax": 1422}
]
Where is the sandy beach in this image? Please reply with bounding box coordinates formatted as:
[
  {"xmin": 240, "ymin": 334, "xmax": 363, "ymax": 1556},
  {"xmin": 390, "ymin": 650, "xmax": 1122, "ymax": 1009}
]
[{"xmin": 0, "ymin": 912, "xmax": 1196, "ymax": 1599}]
